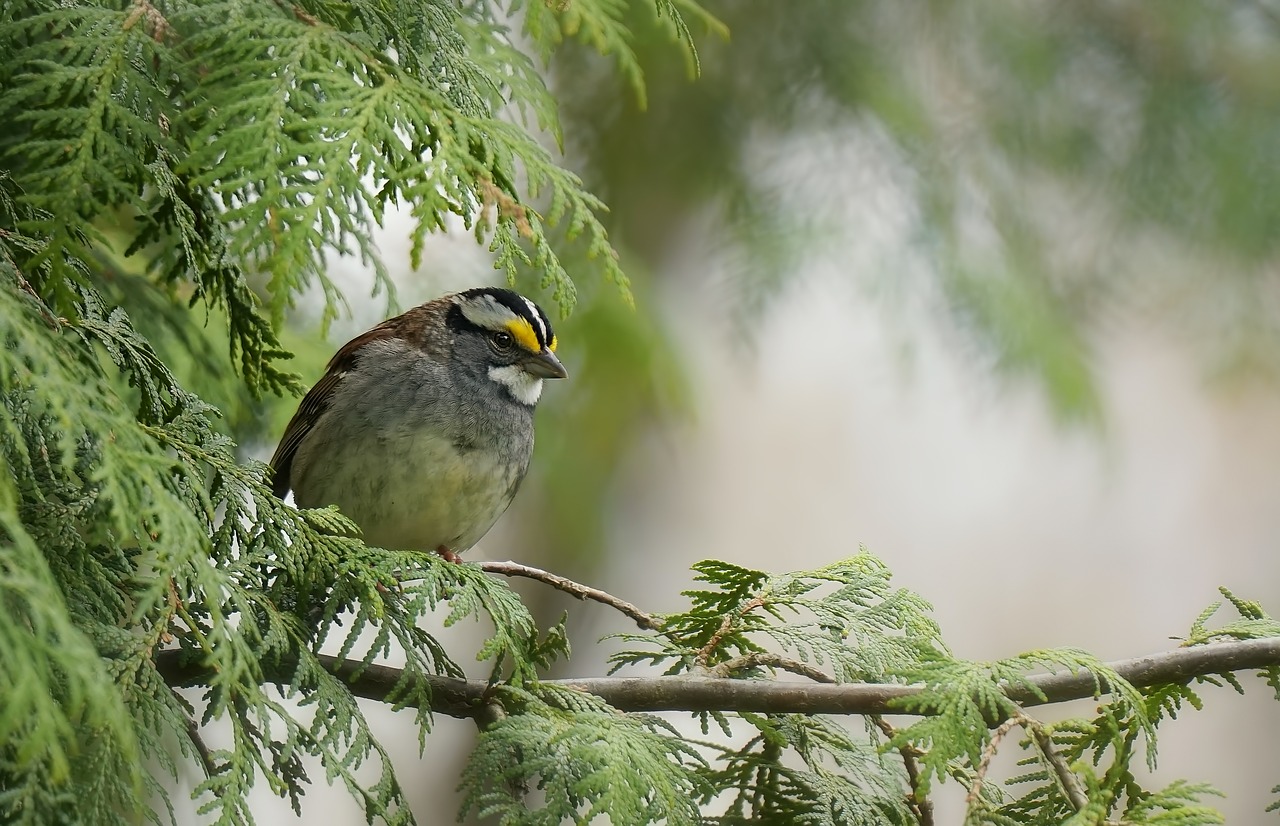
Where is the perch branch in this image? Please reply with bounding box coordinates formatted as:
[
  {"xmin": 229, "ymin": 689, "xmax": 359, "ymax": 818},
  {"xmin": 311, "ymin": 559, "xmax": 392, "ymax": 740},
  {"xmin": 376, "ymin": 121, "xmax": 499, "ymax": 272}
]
[
  {"xmin": 155, "ymin": 637, "xmax": 1280, "ymax": 721},
  {"xmin": 478, "ymin": 560, "xmax": 663, "ymax": 630}
]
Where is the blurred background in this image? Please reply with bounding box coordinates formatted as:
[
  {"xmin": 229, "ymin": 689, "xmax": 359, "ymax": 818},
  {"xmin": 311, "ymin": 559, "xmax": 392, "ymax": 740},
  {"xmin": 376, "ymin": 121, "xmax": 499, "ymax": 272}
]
[{"xmin": 207, "ymin": 2, "xmax": 1280, "ymax": 822}]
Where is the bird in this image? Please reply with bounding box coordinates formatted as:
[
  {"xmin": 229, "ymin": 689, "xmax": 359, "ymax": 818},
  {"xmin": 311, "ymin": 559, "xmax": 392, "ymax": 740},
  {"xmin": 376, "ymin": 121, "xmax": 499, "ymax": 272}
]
[{"xmin": 269, "ymin": 287, "xmax": 567, "ymax": 562}]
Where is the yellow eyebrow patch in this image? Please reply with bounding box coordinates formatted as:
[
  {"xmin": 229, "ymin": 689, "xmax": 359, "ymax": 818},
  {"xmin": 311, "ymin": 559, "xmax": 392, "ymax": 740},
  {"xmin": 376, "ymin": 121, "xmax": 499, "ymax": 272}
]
[
  {"xmin": 504, "ymin": 317, "xmax": 542, "ymax": 354},
  {"xmin": 548, "ymin": 334, "xmax": 557, "ymax": 352}
]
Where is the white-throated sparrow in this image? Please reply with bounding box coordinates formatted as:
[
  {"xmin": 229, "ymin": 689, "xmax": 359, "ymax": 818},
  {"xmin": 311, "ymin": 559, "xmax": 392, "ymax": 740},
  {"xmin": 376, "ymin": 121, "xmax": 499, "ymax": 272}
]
[{"xmin": 270, "ymin": 287, "xmax": 567, "ymax": 562}]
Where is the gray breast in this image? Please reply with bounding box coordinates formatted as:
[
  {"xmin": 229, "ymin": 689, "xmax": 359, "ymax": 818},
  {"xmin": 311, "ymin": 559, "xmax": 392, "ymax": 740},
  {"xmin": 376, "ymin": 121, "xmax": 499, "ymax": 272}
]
[{"xmin": 290, "ymin": 339, "xmax": 536, "ymax": 552}]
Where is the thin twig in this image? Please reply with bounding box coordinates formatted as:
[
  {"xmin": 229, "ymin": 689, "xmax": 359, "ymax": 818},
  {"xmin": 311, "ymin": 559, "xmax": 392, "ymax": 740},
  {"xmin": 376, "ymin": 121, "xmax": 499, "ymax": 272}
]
[
  {"xmin": 873, "ymin": 716, "xmax": 934, "ymax": 826},
  {"xmin": 154, "ymin": 636, "xmax": 1280, "ymax": 720},
  {"xmin": 708, "ymin": 645, "xmax": 937, "ymax": 822},
  {"xmin": 710, "ymin": 652, "xmax": 834, "ymax": 683},
  {"xmin": 12, "ymin": 270, "xmax": 60, "ymax": 329},
  {"xmin": 177, "ymin": 690, "xmax": 219, "ymax": 779},
  {"xmin": 965, "ymin": 710, "xmax": 1088, "ymax": 814},
  {"xmin": 709, "ymin": 644, "xmax": 937, "ymax": 823},
  {"xmin": 697, "ymin": 596, "xmax": 765, "ymax": 665},
  {"xmin": 1026, "ymin": 716, "xmax": 1089, "ymax": 812},
  {"xmin": 479, "ymin": 560, "xmax": 662, "ymax": 630},
  {"xmin": 966, "ymin": 717, "xmax": 1020, "ymax": 808}
]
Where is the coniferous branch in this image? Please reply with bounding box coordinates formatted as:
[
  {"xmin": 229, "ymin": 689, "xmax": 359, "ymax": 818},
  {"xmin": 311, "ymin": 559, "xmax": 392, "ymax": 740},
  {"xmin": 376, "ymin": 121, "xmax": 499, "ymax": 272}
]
[
  {"xmin": 144, "ymin": 556, "xmax": 1280, "ymax": 823},
  {"xmin": 4, "ymin": 2, "xmax": 1279, "ymax": 822},
  {"xmin": 153, "ymin": 636, "xmax": 1280, "ymax": 719}
]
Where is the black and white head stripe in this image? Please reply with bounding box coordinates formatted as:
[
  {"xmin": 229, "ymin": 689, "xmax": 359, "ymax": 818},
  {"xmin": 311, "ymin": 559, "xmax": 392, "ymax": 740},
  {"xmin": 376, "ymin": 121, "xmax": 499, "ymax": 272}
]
[
  {"xmin": 451, "ymin": 288, "xmax": 556, "ymax": 354},
  {"xmin": 520, "ymin": 294, "xmax": 549, "ymax": 346}
]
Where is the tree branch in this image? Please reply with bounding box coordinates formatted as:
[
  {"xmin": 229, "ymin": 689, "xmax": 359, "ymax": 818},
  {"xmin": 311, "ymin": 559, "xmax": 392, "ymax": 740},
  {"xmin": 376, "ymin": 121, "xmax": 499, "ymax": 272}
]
[
  {"xmin": 155, "ymin": 637, "xmax": 1280, "ymax": 720},
  {"xmin": 478, "ymin": 560, "xmax": 663, "ymax": 630}
]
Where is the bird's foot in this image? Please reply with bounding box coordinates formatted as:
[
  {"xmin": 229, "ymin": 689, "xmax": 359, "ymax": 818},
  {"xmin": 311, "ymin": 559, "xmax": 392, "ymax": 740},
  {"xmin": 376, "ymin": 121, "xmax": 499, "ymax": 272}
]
[{"xmin": 435, "ymin": 545, "xmax": 463, "ymax": 564}]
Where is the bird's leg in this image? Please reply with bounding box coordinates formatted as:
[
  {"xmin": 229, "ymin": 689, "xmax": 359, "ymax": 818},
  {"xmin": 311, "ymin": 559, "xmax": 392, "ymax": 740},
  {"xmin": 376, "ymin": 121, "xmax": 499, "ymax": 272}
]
[{"xmin": 435, "ymin": 545, "xmax": 463, "ymax": 564}]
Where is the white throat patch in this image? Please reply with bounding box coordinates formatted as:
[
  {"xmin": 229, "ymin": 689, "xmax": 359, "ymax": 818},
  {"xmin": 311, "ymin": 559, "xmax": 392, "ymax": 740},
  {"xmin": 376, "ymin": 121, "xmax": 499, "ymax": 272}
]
[{"xmin": 488, "ymin": 365, "xmax": 543, "ymax": 405}]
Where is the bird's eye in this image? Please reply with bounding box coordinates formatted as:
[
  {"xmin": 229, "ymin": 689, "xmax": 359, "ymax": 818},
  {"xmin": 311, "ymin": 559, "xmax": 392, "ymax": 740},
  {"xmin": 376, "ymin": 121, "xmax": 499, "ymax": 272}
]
[{"xmin": 491, "ymin": 331, "xmax": 513, "ymax": 348}]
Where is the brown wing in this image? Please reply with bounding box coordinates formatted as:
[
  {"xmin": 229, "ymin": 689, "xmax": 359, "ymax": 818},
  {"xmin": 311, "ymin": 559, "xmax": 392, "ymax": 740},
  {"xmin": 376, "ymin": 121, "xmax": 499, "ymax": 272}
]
[{"xmin": 269, "ymin": 322, "xmax": 401, "ymax": 499}]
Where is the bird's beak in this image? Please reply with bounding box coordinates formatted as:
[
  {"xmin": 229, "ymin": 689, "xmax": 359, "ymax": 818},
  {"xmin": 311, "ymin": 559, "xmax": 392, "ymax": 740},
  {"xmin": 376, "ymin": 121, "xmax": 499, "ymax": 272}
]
[{"xmin": 523, "ymin": 348, "xmax": 568, "ymax": 379}]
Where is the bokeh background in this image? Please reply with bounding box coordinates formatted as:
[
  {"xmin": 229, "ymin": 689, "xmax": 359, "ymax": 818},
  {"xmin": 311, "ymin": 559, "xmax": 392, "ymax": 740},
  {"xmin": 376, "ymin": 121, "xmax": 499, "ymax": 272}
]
[{"xmin": 206, "ymin": 3, "xmax": 1280, "ymax": 822}]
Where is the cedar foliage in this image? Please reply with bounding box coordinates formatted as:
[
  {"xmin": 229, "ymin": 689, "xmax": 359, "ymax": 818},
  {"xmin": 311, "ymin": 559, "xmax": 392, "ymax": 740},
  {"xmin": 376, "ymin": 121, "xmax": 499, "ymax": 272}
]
[{"xmin": 1, "ymin": 0, "xmax": 1279, "ymax": 824}]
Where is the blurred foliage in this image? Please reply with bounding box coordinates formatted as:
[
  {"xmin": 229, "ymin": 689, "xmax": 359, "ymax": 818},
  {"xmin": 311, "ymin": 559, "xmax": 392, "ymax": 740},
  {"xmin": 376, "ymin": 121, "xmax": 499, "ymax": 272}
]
[
  {"xmin": 523, "ymin": 277, "xmax": 691, "ymax": 568},
  {"xmin": 551, "ymin": 0, "xmax": 1280, "ymax": 420},
  {"xmin": 251, "ymin": 2, "xmax": 1280, "ymax": 571}
]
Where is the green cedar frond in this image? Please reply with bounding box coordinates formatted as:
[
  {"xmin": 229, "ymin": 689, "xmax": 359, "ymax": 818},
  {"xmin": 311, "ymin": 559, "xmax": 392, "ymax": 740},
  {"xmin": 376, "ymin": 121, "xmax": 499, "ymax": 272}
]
[
  {"xmin": 1120, "ymin": 779, "xmax": 1225, "ymax": 825},
  {"xmin": 134, "ymin": 147, "xmax": 300, "ymax": 396},
  {"xmin": 611, "ymin": 553, "xmax": 944, "ymax": 680},
  {"xmin": 518, "ymin": 0, "xmax": 648, "ymax": 107},
  {"xmin": 0, "ymin": 287, "xmax": 181, "ymax": 823},
  {"xmin": 2, "ymin": 0, "xmax": 709, "ymax": 390},
  {"xmin": 1181, "ymin": 589, "xmax": 1280, "ymax": 704},
  {"xmin": 702, "ymin": 713, "xmax": 913, "ymax": 826},
  {"xmin": 891, "ymin": 647, "xmax": 1152, "ymax": 799},
  {"xmin": 612, "ymin": 556, "xmax": 943, "ymax": 823},
  {"xmin": 460, "ymin": 685, "xmax": 708, "ymax": 825},
  {"xmin": 1179, "ymin": 589, "xmax": 1280, "ymax": 806},
  {"xmin": 0, "ymin": 2, "xmax": 165, "ymax": 289},
  {"xmin": 516, "ymin": 0, "xmax": 726, "ymax": 106},
  {"xmin": 991, "ymin": 680, "xmax": 1229, "ymax": 826},
  {"xmin": 1187, "ymin": 587, "xmax": 1280, "ymax": 645}
]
